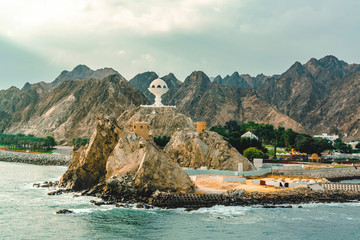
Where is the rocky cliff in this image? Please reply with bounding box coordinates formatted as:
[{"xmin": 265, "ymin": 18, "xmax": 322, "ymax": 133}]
[
  {"xmin": 165, "ymin": 130, "xmax": 254, "ymax": 171},
  {"xmin": 60, "ymin": 114, "xmax": 194, "ymax": 199}
]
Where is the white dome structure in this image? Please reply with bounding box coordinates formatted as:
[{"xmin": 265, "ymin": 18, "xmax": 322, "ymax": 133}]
[{"xmin": 148, "ymin": 78, "xmax": 168, "ymax": 107}]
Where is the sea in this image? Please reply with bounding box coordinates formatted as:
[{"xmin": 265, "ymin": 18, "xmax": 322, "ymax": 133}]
[{"xmin": 1, "ymin": 161, "xmax": 360, "ymax": 240}]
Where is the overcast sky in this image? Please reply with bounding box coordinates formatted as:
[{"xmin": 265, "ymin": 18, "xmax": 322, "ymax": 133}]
[{"xmin": 0, "ymin": 0, "xmax": 359, "ymax": 90}]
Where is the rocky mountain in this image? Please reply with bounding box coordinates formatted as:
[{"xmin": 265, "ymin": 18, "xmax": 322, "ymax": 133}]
[
  {"xmin": 257, "ymin": 55, "xmax": 360, "ymax": 139},
  {"xmin": 214, "ymin": 72, "xmax": 270, "ymax": 88},
  {"xmin": 162, "ymin": 71, "xmax": 305, "ymax": 133},
  {"xmin": 1, "ymin": 55, "xmax": 359, "ymax": 142},
  {"xmin": 129, "ymin": 72, "xmax": 182, "ymax": 101},
  {"xmin": 21, "ymin": 81, "xmax": 52, "ymax": 94},
  {"xmin": 51, "ymin": 64, "xmax": 121, "ymax": 88},
  {"xmin": 0, "ymin": 86, "xmax": 40, "ymax": 132},
  {"xmin": 4, "ymin": 75, "xmax": 148, "ymax": 143}
]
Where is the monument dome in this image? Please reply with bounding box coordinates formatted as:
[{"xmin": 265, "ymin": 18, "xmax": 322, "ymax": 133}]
[{"xmin": 148, "ymin": 78, "xmax": 168, "ymax": 107}]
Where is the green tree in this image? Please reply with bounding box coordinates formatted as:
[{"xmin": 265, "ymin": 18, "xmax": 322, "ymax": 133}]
[
  {"xmin": 153, "ymin": 136, "xmax": 171, "ymax": 149},
  {"xmin": 46, "ymin": 136, "xmax": 57, "ymax": 148},
  {"xmin": 356, "ymin": 142, "xmax": 360, "ymax": 149},
  {"xmin": 243, "ymin": 147, "xmax": 264, "ymax": 161},
  {"xmin": 334, "ymin": 138, "xmax": 352, "ymax": 153}
]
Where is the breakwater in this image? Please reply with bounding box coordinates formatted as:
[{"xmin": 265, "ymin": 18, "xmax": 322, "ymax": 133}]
[
  {"xmin": 0, "ymin": 150, "xmax": 71, "ymax": 166},
  {"xmin": 150, "ymin": 188, "xmax": 360, "ymax": 208}
]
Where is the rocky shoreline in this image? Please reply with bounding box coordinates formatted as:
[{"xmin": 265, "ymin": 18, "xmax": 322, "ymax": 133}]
[
  {"xmin": 38, "ymin": 181, "xmax": 360, "ymax": 211},
  {"xmin": 0, "ymin": 150, "xmax": 72, "ymax": 166}
]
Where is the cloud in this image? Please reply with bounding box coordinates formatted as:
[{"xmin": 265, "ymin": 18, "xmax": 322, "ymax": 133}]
[{"xmin": 0, "ymin": 0, "xmax": 359, "ymax": 88}]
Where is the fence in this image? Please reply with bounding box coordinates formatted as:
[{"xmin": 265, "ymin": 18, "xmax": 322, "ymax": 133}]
[{"xmin": 184, "ymin": 168, "xmax": 271, "ymax": 177}]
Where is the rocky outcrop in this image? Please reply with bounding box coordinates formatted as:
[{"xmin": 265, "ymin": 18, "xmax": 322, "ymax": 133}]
[
  {"xmin": 165, "ymin": 130, "xmax": 254, "ymax": 171},
  {"xmin": 106, "ymin": 131, "xmax": 194, "ymax": 197},
  {"xmin": 60, "ymin": 114, "xmax": 194, "ymax": 199},
  {"xmin": 60, "ymin": 115, "xmax": 121, "ymax": 190},
  {"xmin": 116, "ymin": 107, "xmax": 195, "ymax": 137}
]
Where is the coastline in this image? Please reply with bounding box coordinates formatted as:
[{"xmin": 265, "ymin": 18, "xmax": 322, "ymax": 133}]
[
  {"xmin": 0, "ymin": 150, "xmax": 71, "ymax": 166},
  {"xmin": 72, "ymin": 187, "xmax": 360, "ymax": 210}
]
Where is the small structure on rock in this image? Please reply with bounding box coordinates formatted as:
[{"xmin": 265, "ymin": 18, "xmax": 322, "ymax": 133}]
[
  {"xmin": 196, "ymin": 121, "xmax": 206, "ymax": 132},
  {"xmin": 141, "ymin": 78, "xmax": 176, "ymax": 108},
  {"xmin": 132, "ymin": 122, "xmax": 150, "ymax": 139}
]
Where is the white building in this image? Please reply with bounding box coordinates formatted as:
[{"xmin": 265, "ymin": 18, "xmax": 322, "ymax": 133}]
[
  {"xmin": 141, "ymin": 78, "xmax": 176, "ymax": 108},
  {"xmin": 313, "ymin": 133, "xmax": 339, "ymax": 142},
  {"xmin": 241, "ymin": 131, "xmax": 258, "ymax": 140}
]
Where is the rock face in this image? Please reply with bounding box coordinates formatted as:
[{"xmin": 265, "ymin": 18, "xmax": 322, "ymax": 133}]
[
  {"xmin": 116, "ymin": 107, "xmax": 196, "ymax": 137},
  {"xmin": 60, "ymin": 114, "xmax": 194, "ymax": 198},
  {"xmin": 106, "ymin": 131, "xmax": 194, "ymax": 196},
  {"xmin": 60, "ymin": 115, "xmax": 121, "ymax": 190},
  {"xmin": 165, "ymin": 130, "xmax": 254, "ymax": 171},
  {"xmin": 163, "ymin": 71, "xmax": 305, "ymax": 132}
]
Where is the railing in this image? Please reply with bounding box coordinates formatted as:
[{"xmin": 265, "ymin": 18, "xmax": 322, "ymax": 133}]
[{"xmin": 184, "ymin": 168, "xmax": 271, "ymax": 177}]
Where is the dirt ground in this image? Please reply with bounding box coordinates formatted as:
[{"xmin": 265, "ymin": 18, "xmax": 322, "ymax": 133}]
[{"xmin": 193, "ymin": 175, "xmax": 326, "ymax": 194}]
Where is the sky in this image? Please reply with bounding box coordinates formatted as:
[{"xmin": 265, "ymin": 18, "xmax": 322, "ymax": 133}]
[{"xmin": 0, "ymin": 0, "xmax": 360, "ymax": 90}]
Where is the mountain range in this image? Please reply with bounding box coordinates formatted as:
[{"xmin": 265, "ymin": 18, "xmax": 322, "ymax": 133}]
[{"xmin": 1, "ymin": 55, "xmax": 359, "ymax": 143}]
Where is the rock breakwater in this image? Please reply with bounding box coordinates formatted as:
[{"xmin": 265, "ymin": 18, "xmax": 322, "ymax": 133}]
[
  {"xmin": 150, "ymin": 188, "xmax": 360, "ymax": 209},
  {"xmin": 0, "ymin": 150, "xmax": 71, "ymax": 166}
]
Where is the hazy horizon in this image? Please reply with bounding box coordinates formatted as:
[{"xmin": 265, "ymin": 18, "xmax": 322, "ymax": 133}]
[{"xmin": 1, "ymin": 0, "xmax": 359, "ymax": 90}]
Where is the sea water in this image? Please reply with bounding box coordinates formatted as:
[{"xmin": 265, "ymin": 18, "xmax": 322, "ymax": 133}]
[{"xmin": 1, "ymin": 161, "xmax": 360, "ymax": 240}]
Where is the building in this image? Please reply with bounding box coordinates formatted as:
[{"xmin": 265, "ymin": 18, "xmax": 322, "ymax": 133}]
[
  {"xmin": 132, "ymin": 122, "xmax": 150, "ymax": 139},
  {"xmin": 141, "ymin": 78, "xmax": 176, "ymax": 108},
  {"xmin": 241, "ymin": 131, "xmax": 258, "ymax": 140},
  {"xmin": 313, "ymin": 133, "xmax": 339, "ymax": 142},
  {"xmin": 196, "ymin": 121, "xmax": 206, "ymax": 132}
]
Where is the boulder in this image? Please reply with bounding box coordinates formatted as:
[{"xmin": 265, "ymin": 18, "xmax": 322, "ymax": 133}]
[{"xmin": 105, "ymin": 131, "xmax": 194, "ymax": 197}]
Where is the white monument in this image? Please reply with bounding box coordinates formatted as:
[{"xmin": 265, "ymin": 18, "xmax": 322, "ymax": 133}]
[{"xmin": 141, "ymin": 78, "xmax": 176, "ymax": 108}]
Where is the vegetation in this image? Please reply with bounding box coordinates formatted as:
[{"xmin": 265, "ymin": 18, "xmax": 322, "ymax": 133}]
[
  {"xmin": 0, "ymin": 133, "xmax": 57, "ymax": 152},
  {"xmin": 333, "ymin": 138, "xmax": 353, "ymax": 153},
  {"xmin": 72, "ymin": 137, "xmax": 90, "ymax": 150},
  {"xmin": 356, "ymin": 142, "xmax": 360, "ymax": 149},
  {"xmin": 153, "ymin": 136, "xmax": 171, "ymax": 149},
  {"xmin": 210, "ymin": 121, "xmax": 335, "ymax": 155},
  {"xmin": 243, "ymin": 147, "xmax": 264, "ymax": 161}
]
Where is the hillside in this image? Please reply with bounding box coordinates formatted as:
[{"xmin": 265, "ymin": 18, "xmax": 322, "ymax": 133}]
[
  {"xmin": 4, "ymin": 75, "xmax": 148, "ymax": 143},
  {"xmin": 162, "ymin": 71, "xmax": 305, "ymax": 132},
  {"xmin": 256, "ymin": 55, "xmax": 360, "ymax": 139}
]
